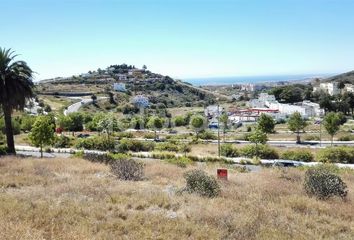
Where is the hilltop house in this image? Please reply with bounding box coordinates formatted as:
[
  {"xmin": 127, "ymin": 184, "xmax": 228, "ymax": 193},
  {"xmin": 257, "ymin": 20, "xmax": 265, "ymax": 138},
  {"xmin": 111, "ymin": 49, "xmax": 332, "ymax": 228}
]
[{"xmin": 313, "ymin": 82, "xmax": 340, "ymax": 96}]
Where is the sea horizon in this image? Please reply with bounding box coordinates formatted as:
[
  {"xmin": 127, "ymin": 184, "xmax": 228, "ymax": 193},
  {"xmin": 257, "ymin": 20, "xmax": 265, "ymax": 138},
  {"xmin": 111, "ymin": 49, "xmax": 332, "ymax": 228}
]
[{"xmin": 182, "ymin": 73, "xmax": 335, "ymax": 86}]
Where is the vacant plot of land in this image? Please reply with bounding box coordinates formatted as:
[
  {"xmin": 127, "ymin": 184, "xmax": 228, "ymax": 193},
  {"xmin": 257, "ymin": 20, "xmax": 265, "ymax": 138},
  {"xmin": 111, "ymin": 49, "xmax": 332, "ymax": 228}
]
[{"xmin": 0, "ymin": 157, "xmax": 353, "ymax": 239}]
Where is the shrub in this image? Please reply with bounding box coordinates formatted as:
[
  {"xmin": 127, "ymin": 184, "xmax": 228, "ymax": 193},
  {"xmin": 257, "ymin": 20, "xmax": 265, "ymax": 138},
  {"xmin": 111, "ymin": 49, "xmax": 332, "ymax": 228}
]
[
  {"xmin": 167, "ymin": 157, "xmax": 192, "ymax": 168},
  {"xmin": 143, "ymin": 133, "xmax": 155, "ymax": 139},
  {"xmin": 240, "ymin": 144, "xmax": 279, "ymax": 159},
  {"xmin": 221, "ymin": 144, "xmax": 239, "ymax": 157},
  {"xmin": 118, "ymin": 139, "xmax": 155, "ymax": 152},
  {"xmin": 115, "ymin": 132, "xmax": 134, "ymax": 139},
  {"xmin": 183, "ymin": 170, "xmax": 220, "ymax": 198},
  {"xmin": 76, "ymin": 136, "xmax": 115, "ymax": 151},
  {"xmin": 199, "ymin": 130, "xmax": 217, "ymax": 140},
  {"xmin": 53, "ymin": 135, "xmax": 72, "ymax": 148},
  {"xmin": 338, "ymin": 135, "xmax": 354, "ymax": 141},
  {"xmin": 317, "ymin": 146, "xmax": 354, "ymax": 164},
  {"xmin": 0, "ymin": 145, "xmax": 8, "ymax": 155},
  {"xmin": 83, "ymin": 152, "xmax": 129, "ymax": 164},
  {"xmin": 304, "ymin": 167, "xmax": 348, "ymax": 200},
  {"xmin": 151, "ymin": 152, "xmax": 176, "ymax": 159},
  {"xmin": 174, "ymin": 116, "xmax": 187, "ymax": 126},
  {"xmin": 155, "ymin": 142, "xmax": 180, "ymax": 152},
  {"xmin": 281, "ymin": 150, "xmax": 314, "ymax": 162},
  {"xmin": 304, "ymin": 135, "xmax": 320, "ymax": 141},
  {"xmin": 0, "ymin": 118, "xmax": 21, "ymax": 135},
  {"xmin": 110, "ymin": 159, "xmax": 144, "ymax": 181}
]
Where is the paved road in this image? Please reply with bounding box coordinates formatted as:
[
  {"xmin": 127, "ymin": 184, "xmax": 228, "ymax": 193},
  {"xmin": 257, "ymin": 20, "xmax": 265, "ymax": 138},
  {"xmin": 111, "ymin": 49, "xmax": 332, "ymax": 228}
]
[
  {"xmin": 131, "ymin": 137, "xmax": 354, "ymax": 148},
  {"xmin": 176, "ymin": 81, "xmax": 232, "ymax": 100},
  {"xmin": 64, "ymin": 97, "xmax": 108, "ymax": 115}
]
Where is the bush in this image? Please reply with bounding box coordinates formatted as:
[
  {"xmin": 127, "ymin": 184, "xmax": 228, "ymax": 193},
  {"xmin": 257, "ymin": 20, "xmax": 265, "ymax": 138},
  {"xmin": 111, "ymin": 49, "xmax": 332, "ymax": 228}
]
[
  {"xmin": 143, "ymin": 133, "xmax": 155, "ymax": 139},
  {"xmin": 110, "ymin": 159, "xmax": 144, "ymax": 181},
  {"xmin": 151, "ymin": 152, "xmax": 176, "ymax": 159},
  {"xmin": 338, "ymin": 135, "xmax": 354, "ymax": 141},
  {"xmin": 184, "ymin": 170, "xmax": 220, "ymax": 197},
  {"xmin": 281, "ymin": 150, "xmax": 314, "ymax": 162},
  {"xmin": 83, "ymin": 152, "xmax": 129, "ymax": 164},
  {"xmin": 304, "ymin": 135, "xmax": 320, "ymax": 141},
  {"xmin": 155, "ymin": 142, "xmax": 180, "ymax": 152},
  {"xmin": 76, "ymin": 136, "xmax": 115, "ymax": 151},
  {"xmin": 118, "ymin": 139, "xmax": 155, "ymax": 152},
  {"xmin": 115, "ymin": 132, "xmax": 134, "ymax": 139},
  {"xmin": 0, "ymin": 145, "xmax": 8, "ymax": 155},
  {"xmin": 317, "ymin": 146, "xmax": 354, "ymax": 164},
  {"xmin": 174, "ymin": 116, "xmax": 188, "ymax": 126},
  {"xmin": 304, "ymin": 167, "xmax": 348, "ymax": 200},
  {"xmin": 199, "ymin": 130, "xmax": 217, "ymax": 140},
  {"xmin": 53, "ymin": 135, "xmax": 72, "ymax": 148},
  {"xmin": 240, "ymin": 144, "xmax": 279, "ymax": 159},
  {"xmin": 0, "ymin": 118, "xmax": 21, "ymax": 135},
  {"xmin": 221, "ymin": 144, "xmax": 239, "ymax": 157},
  {"xmin": 167, "ymin": 157, "xmax": 192, "ymax": 168}
]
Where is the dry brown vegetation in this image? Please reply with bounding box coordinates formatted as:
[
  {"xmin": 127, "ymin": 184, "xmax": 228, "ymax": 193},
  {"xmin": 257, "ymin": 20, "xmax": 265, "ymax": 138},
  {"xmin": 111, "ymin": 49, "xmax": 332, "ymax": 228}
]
[{"xmin": 0, "ymin": 156, "xmax": 353, "ymax": 239}]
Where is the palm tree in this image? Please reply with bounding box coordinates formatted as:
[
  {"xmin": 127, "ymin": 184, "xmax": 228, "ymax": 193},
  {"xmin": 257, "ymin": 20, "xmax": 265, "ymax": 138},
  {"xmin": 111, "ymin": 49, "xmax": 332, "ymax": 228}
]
[{"xmin": 0, "ymin": 48, "xmax": 34, "ymax": 154}]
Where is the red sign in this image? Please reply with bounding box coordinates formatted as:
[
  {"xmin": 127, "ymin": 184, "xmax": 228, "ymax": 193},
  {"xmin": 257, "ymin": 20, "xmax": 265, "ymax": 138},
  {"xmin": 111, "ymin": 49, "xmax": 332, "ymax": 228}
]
[{"xmin": 217, "ymin": 169, "xmax": 228, "ymax": 180}]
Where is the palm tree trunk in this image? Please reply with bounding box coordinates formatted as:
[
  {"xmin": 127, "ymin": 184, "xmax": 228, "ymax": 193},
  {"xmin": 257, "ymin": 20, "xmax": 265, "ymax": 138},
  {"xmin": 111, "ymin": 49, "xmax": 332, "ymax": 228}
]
[{"xmin": 2, "ymin": 104, "xmax": 15, "ymax": 154}]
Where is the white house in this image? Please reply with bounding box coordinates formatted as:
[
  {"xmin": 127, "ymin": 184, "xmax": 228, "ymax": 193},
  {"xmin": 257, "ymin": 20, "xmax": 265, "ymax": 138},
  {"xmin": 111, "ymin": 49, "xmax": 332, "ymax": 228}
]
[
  {"xmin": 115, "ymin": 74, "xmax": 128, "ymax": 81},
  {"xmin": 318, "ymin": 82, "xmax": 340, "ymax": 96},
  {"xmin": 248, "ymin": 93, "xmax": 324, "ymax": 118},
  {"xmin": 345, "ymin": 84, "xmax": 354, "ymax": 93}
]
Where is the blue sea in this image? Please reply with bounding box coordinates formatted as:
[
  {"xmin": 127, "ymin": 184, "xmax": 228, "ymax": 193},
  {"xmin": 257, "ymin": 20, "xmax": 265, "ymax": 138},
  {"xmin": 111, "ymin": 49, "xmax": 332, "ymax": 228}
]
[{"xmin": 183, "ymin": 74, "xmax": 333, "ymax": 86}]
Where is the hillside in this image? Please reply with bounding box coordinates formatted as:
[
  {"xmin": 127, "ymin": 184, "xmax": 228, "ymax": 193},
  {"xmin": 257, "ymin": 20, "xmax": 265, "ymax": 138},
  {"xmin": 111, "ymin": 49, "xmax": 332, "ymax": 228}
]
[
  {"xmin": 36, "ymin": 65, "xmax": 219, "ymax": 108},
  {"xmin": 324, "ymin": 70, "xmax": 354, "ymax": 84}
]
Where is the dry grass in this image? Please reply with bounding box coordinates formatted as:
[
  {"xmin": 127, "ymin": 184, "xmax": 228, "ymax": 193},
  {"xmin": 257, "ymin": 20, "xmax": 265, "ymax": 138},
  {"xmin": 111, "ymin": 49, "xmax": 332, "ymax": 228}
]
[{"xmin": 0, "ymin": 156, "xmax": 353, "ymax": 239}]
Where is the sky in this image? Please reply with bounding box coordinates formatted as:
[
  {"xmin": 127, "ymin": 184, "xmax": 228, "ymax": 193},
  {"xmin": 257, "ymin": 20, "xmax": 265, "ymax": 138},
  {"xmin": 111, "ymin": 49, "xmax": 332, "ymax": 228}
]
[{"xmin": 1, "ymin": 0, "xmax": 354, "ymax": 81}]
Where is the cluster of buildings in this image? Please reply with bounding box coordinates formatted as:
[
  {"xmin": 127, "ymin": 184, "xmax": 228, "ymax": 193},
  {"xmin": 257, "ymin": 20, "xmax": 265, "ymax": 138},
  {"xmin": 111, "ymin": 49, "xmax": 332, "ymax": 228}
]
[
  {"xmin": 313, "ymin": 82, "xmax": 354, "ymax": 96},
  {"xmin": 249, "ymin": 93, "xmax": 324, "ymax": 119}
]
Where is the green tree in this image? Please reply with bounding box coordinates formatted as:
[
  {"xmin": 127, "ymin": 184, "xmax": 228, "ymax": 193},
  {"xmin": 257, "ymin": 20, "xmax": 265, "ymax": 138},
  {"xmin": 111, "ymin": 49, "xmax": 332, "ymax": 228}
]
[
  {"xmin": 323, "ymin": 112, "xmax": 341, "ymax": 146},
  {"xmin": 0, "ymin": 48, "xmax": 34, "ymax": 154},
  {"xmin": 257, "ymin": 113, "xmax": 275, "ymax": 134},
  {"xmin": 97, "ymin": 113, "xmax": 122, "ymax": 136},
  {"xmin": 29, "ymin": 116, "xmax": 55, "ymax": 158},
  {"xmin": 20, "ymin": 115, "xmax": 37, "ymax": 132},
  {"xmin": 147, "ymin": 116, "xmax": 164, "ymax": 140},
  {"xmin": 190, "ymin": 115, "xmax": 206, "ymax": 140},
  {"xmin": 248, "ymin": 128, "xmax": 268, "ymax": 158},
  {"xmin": 288, "ymin": 112, "xmax": 308, "ymax": 143}
]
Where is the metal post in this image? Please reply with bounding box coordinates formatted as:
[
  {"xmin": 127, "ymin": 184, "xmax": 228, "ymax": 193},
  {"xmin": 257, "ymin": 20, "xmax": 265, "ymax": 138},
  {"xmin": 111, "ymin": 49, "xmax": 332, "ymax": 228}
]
[
  {"xmin": 217, "ymin": 104, "xmax": 221, "ymax": 158},
  {"xmin": 319, "ymin": 120, "xmax": 322, "ymax": 147}
]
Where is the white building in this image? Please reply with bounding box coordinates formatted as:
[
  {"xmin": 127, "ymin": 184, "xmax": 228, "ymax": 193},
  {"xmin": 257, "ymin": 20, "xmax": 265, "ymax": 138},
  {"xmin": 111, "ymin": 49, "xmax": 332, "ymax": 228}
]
[
  {"xmin": 113, "ymin": 83, "xmax": 126, "ymax": 92},
  {"xmin": 115, "ymin": 74, "xmax": 128, "ymax": 81},
  {"xmin": 249, "ymin": 93, "xmax": 277, "ymax": 108},
  {"xmin": 345, "ymin": 84, "xmax": 354, "ymax": 93},
  {"xmin": 317, "ymin": 82, "xmax": 340, "ymax": 96},
  {"xmin": 248, "ymin": 93, "xmax": 324, "ymax": 118},
  {"xmin": 241, "ymin": 84, "xmax": 264, "ymax": 92}
]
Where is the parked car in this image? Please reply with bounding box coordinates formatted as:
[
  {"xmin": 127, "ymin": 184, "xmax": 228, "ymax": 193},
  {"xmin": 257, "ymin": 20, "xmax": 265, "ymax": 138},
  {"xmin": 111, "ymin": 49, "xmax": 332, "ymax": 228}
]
[
  {"xmin": 77, "ymin": 133, "xmax": 90, "ymax": 138},
  {"xmin": 272, "ymin": 160, "xmax": 303, "ymax": 168}
]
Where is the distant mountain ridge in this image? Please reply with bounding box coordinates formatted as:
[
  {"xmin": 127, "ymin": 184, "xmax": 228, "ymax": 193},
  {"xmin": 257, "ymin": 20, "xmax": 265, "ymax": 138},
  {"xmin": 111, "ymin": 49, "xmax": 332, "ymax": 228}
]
[{"xmin": 323, "ymin": 70, "xmax": 354, "ymax": 84}]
